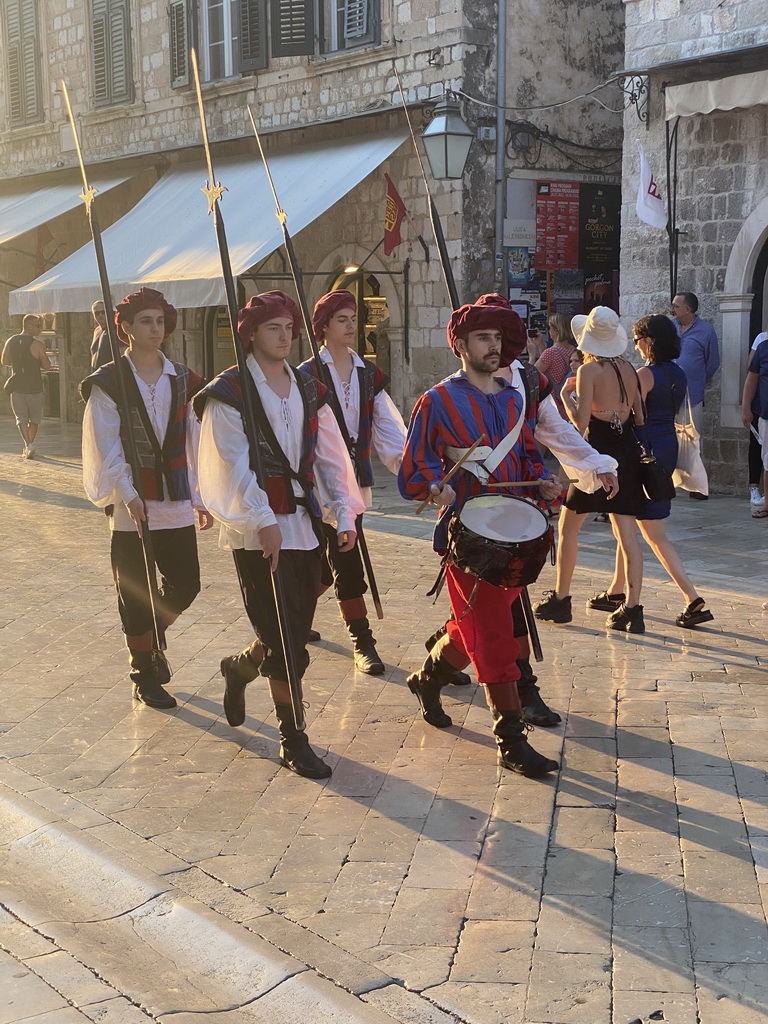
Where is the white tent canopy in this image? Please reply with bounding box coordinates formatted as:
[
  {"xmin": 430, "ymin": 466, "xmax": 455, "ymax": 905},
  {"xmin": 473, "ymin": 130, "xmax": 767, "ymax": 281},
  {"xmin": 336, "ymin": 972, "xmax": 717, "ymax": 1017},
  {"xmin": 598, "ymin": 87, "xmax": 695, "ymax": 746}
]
[
  {"xmin": 9, "ymin": 132, "xmax": 406, "ymax": 314},
  {"xmin": 0, "ymin": 174, "xmax": 131, "ymax": 247},
  {"xmin": 665, "ymin": 68, "xmax": 768, "ymax": 119}
]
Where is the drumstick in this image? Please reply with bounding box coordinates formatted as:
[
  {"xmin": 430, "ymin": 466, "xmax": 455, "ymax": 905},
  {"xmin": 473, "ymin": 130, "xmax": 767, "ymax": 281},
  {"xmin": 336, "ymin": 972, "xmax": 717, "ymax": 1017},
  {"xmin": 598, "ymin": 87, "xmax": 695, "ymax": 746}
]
[
  {"xmin": 415, "ymin": 434, "xmax": 487, "ymax": 515},
  {"xmin": 485, "ymin": 479, "xmax": 577, "ymax": 488}
]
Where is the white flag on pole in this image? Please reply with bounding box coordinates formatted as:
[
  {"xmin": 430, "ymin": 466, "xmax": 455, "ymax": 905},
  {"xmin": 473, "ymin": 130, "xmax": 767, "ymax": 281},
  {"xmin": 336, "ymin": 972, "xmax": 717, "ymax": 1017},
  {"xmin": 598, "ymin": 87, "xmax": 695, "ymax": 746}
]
[{"xmin": 636, "ymin": 141, "xmax": 667, "ymax": 230}]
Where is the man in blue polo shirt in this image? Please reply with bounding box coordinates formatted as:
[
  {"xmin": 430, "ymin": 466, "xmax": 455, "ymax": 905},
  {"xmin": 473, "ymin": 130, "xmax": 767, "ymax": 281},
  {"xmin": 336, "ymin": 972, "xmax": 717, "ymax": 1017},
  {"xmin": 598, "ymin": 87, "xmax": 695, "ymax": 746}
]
[{"xmin": 672, "ymin": 291, "xmax": 720, "ymax": 500}]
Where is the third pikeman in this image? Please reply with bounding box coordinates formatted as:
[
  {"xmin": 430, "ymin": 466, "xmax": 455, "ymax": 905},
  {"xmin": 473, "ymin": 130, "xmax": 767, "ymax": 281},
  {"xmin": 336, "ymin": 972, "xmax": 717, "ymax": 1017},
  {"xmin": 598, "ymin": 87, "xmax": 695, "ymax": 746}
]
[{"xmin": 299, "ymin": 290, "xmax": 406, "ymax": 675}]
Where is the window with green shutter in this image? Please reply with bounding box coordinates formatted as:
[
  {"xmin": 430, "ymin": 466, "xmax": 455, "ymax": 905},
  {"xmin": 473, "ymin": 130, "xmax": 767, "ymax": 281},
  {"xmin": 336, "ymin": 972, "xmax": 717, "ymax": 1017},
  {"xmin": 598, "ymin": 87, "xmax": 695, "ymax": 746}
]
[
  {"xmin": 271, "ymin": 0, "xmax": 315, "ymax": 58},
  {"xmin": 3, "ymin": 0, "xmax": 43, "ymax": 127},
  {"xmin": 319, "ymin": 0, "xmax": 378, "ymax": 54},
  {"xmin": 92, "ymin": 0, "xmax": 133, "ymax": 107}
]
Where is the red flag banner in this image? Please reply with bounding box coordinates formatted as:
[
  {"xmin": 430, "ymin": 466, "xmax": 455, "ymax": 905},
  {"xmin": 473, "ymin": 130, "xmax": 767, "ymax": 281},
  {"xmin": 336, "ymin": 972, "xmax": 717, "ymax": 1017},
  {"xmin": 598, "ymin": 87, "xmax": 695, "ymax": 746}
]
[{"xmin": 384, "ymin": 173, "xmax": 407, "ymax": 256}]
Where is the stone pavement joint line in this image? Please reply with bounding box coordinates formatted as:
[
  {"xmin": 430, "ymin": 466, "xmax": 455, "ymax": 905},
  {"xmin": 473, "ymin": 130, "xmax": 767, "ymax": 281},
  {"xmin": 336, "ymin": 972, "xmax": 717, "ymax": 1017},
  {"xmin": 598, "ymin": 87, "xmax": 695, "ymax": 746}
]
[{"xmin": 2, "ymin": 421, "xmax": 768, "ymax": 1024}]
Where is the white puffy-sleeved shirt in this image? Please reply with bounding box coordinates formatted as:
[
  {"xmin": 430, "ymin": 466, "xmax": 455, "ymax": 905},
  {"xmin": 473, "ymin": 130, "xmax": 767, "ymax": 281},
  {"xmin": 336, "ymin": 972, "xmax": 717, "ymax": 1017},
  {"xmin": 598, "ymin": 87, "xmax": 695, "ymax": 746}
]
[
  {"xmin": 318, "ymin": 347, "xmax": 406, "ymax": 507},
  {"xmin": 198, "ymin": 354, "xmax": 365, "ymax": 551},
  {"xmin": 82, "ymin": 353, "xmax": 202, "ymax": 532},
  {"xmin": 503, "ymin": 360, "xmax": 618, "ymax": 493}
]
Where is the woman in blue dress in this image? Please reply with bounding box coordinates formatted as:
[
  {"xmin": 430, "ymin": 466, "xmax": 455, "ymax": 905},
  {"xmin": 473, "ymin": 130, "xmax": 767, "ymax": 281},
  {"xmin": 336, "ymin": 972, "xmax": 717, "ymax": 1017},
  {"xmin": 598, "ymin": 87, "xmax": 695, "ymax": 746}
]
[{"xmin": 588, "ymin": 314, "xmax": 714, "ymax": 628}]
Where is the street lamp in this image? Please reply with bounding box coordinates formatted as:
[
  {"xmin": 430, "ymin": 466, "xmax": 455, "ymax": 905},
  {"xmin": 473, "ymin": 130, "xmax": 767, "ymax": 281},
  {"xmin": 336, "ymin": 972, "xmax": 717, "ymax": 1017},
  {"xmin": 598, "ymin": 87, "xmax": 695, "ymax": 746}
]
[{"xmin": 421, "ymin": 94, "xmax": 474, "ymax": 180}]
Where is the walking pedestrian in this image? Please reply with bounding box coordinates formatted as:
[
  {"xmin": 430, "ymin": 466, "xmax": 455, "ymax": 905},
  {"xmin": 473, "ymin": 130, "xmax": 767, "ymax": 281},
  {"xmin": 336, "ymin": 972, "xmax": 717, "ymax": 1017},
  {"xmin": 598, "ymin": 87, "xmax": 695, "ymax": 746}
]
[
  {"xmin": 298, "ymin": 290, "xmax": 406, "ymax": 674},
  {"xmin": 81, "ymin": 288, "xmax": 212, "ymax": 709},
  {"xmin": 195, "ymin": 291, "xmax": 365, "ymax": 778},
  {"xmin": 2, "ymin": 314, "xmax": 49, "ymax": 459}
]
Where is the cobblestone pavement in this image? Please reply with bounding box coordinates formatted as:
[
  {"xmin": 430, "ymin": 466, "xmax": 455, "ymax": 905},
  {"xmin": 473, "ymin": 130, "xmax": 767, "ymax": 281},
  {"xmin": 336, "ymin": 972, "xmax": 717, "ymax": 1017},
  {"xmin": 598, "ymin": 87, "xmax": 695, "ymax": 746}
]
[{"xmin": 1, "ymin": 418, "xmax": 768, "ymax": 1024}]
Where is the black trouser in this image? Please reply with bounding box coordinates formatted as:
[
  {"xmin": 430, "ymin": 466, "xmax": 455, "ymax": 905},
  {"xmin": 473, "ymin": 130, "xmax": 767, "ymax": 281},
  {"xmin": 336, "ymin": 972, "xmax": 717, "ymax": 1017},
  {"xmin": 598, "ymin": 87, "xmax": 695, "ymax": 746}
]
[
  {"xmin": 110, "ymin": 526, "xmax": 200, "ymax": 641},
  {"xmin": 233, "ymin": 547, "xmax": 322, "ymax": 681},
  {"xmin": 320, "ymin": 515, "xmax": 367, "ymax": 603}
]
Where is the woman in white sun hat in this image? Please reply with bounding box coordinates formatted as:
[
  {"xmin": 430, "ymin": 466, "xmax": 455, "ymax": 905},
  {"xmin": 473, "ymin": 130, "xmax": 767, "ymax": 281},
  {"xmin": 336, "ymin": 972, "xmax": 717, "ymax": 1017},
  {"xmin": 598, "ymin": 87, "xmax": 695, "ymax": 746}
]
[{"xmin": 534, "ymin": 306, "xmax": 647, "ymax": 633}]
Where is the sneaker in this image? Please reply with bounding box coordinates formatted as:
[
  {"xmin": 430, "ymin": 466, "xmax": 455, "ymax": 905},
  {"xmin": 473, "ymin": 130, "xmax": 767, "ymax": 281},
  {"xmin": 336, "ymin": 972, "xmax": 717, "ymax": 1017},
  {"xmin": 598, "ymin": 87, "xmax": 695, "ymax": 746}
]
[
  {"xmin": 606, "ymin": 602, "xmax": 645, "ymax": 633},
  {"xmin": 21, "ymin": 446, "xmax": 30, "ymax": 459},
  {"xmin": 533, "ymin": 590, "xmax": 572, "ymax": 623},
  {"xmin": 750, "ymin": 486, "xmax": 763, "ymax": 507},
  {"xmin": 586, "ymin": 590, "xmax": 625, "ymax": 612},
  {"xmin": 688, "ymin": 491, "xmax": 708, "ymax": 501},
  {"xmin": 25, "ymin": 445, "xmax": 36, "ymax": 459}
]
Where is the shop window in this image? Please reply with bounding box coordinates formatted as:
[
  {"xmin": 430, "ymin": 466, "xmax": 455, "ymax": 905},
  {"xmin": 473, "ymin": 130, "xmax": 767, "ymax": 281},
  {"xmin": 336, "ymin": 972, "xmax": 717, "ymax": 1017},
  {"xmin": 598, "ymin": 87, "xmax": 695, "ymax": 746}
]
[
  {"xmin": 92, "ymin": 0, "xmax": 134, "ymax": 107},
  {"xmin": 3, "ymin": 0, "xmax": 43, "ymax": 127}
]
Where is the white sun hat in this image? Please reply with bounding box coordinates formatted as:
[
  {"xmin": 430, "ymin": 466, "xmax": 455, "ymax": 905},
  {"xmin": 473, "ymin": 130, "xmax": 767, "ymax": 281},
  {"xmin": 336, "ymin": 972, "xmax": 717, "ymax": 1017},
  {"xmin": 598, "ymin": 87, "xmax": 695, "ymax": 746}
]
[{"xmin": 571, "ymin": 306, "xmax": 628, "ymax": 358}]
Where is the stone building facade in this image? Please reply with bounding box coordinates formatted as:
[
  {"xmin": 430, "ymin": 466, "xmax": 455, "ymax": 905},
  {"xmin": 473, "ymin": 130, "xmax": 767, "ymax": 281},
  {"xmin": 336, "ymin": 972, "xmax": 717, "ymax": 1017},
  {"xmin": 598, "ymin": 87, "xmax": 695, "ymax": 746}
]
[
  {"xmin": 1, "ymin": 0, "xmax": 624, "ymax": 424},
  {"xmin": 619, "ymin": 0, "xmax": 768, "ymax": 491}
]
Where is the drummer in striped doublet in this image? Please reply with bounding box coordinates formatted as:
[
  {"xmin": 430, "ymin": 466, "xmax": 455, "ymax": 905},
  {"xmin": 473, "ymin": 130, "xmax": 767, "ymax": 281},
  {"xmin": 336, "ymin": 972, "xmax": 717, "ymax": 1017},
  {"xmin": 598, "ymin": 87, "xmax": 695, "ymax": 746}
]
[{"xmin": 398, "ymin": 297, "xmax": 563, "ymax": 777}]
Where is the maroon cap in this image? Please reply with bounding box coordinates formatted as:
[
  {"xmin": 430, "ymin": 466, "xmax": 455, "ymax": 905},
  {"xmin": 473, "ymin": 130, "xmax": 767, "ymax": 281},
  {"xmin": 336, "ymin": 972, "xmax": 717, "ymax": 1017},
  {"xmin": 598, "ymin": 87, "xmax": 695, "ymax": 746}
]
[
  {"xmin": 238, "ymin": 290, "xmax": 301, "ymax": 343},
  {"xmin": 114, "ymin": 287, "xmax": 177, "ymax": 342},
  {"xmin": 446, "ymin": 293, "xmax": 526, "ymax": 362},
  {"xmin": 312, "ymin": 290, "xmax": 357, "ymax": 342}
]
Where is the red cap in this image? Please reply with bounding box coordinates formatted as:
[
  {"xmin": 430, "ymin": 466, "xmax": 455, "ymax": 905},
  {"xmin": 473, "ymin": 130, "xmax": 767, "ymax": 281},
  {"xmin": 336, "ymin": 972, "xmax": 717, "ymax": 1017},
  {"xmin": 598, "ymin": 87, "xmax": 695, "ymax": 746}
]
[
  {"xmin": 312, "ymin": 290, "xmax": 357, "ymax": 342},
  {"xmin": 238, "ymin": 290, "xmax": 301, "ymax": 344},
  {"xmin": 114, "ymin": 288, "xmax": 177, "ymax": 342},
  {"xmin": 446, "ymin": 293, "xmax": 526, "ymax": 362}
]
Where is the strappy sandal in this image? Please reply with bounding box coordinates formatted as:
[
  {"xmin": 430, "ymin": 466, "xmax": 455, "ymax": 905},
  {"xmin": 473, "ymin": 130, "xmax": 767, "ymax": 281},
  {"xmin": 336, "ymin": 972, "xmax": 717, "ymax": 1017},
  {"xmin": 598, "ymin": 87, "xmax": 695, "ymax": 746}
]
[
  {"xmin": 676, "ymin": 598, "xmax": 714, "ymax": 629},
  {"xmin": 752, "ymin": 508, "xmax": 768, "ymax": 519}
]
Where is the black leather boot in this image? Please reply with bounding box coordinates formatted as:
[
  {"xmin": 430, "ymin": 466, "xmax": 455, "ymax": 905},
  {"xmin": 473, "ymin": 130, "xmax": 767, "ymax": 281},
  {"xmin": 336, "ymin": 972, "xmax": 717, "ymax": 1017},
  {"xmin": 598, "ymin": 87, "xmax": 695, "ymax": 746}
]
[
  {"xmin": 220, "ymin": 643, "xmax": 262, "ymax": 727},
  {"xmin": 491, "ymin": 710, "xmax": 559, "ymax": 777},
  {"xmin": 273, "ymin": 702, "xmax": 332, "ymax": 779},
  {"xmin": 153, "ymin": 650, "xmax": 172, "ymax": 686},
  {"xmin": 130, "ymin": 650, "xmax": 176, "ymax": 709},
  {"xmin": 347, "ymin": 617, "xmax": 385, "ymax": 675},
  {"xmin": 407, "ymin": 654, "xmax": 453, "ymax": 729},
  {"xmin": 516, "ymin": 660, "xmax": 561, "ymax": 727},
  {"xmin": 424, "ymin": 628, "xmax": 471, "ymax": 686}
]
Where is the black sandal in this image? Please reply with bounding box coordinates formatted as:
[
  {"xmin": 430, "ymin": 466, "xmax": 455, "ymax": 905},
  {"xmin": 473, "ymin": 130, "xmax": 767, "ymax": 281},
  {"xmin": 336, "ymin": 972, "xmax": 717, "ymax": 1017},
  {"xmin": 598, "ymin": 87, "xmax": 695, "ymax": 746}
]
[{"xmin": 676, "ymin": 598, "xmax": 714, "ymax": 629}]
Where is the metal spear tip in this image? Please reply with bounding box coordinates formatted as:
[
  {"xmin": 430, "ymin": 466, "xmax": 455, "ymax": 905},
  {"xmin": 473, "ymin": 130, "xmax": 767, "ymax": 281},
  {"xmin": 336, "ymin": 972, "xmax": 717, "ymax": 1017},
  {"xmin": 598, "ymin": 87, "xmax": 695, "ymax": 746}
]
[
  {"xmin": 201, "ymin": 180, "xmax": 227, "ymax": 213},
  {"xmin": 80, "ymin": 185, "xmax": 98, "ymax": 212}
]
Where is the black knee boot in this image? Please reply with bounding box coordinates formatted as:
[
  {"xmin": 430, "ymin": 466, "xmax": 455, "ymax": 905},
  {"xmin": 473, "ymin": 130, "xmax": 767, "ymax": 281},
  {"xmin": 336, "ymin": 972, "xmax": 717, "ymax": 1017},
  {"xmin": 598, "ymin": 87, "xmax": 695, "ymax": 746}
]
[
  {"xmin": 491, "ymin": 709, "xmax": 559, "ymax": 777},
  {"xmin": 516, "ymin": 659, "xmax": 561, "ymax": 727},
  {"xmin": 346, "ymin": 617, "xmax": 385, "ymax": 675},
  {"xmin": 407, "ymin": 652, "xmax": 453, "ymax": 729},
  {"xmin": 424, "ymin": 627, "xmax": 471, "ymax": 686},
  {"xmin": 130, "ymin": 650, "xmax": 176, "ymax": 709},
  {"xmin": 273, "ymin": 702, "xmax": 332, "ymax": 779},
  {"xmin": 220, "ymin": 642, "xmax": 263, "ymax": 727}
]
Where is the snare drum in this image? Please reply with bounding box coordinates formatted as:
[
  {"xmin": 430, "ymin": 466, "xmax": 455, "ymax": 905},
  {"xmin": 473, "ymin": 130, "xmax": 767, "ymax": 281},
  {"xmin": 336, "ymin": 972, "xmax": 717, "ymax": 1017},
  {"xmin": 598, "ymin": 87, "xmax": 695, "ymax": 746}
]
[{"xmin": 446, "ymin": 494, "xmax": 553, "ymax": 589}]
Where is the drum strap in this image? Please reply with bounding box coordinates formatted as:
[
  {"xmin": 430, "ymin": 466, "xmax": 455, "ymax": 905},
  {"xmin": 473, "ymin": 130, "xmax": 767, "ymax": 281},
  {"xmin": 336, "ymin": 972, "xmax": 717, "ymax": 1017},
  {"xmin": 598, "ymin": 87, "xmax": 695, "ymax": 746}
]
[{"xmin": 445, "ymin": 414, "xmax": 525, "ymax": 483}]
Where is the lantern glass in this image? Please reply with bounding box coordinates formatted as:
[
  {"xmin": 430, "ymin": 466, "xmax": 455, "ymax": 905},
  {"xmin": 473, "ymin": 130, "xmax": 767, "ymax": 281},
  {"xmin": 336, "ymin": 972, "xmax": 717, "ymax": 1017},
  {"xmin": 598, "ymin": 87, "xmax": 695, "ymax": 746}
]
[{"xmin": 421, "ymin": 97, "xmax": 474, "ymax": 180}]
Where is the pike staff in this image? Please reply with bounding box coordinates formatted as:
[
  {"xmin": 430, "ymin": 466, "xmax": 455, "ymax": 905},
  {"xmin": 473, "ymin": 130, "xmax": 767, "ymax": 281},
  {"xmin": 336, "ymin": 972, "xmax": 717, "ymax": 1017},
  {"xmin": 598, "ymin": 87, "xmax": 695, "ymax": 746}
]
[
  {"xmin": 61, "ymin": 81, "xmax": 165, "ymax": 653},
  {"xmin": 245, "ymin": 106, "xmax": 384, "ymax": 621},
  {"xmin": 190, "ymin": 51, "xmax": 305, "ymax": 729},
  {"xmin": 392, "ymin": 62, "xmax": 460, "ymax": 309}
]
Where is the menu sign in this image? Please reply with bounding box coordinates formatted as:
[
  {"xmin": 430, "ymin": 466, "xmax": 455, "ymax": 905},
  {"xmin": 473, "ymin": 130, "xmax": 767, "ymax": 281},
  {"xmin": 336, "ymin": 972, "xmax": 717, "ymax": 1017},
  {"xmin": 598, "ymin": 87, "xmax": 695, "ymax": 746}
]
[{"xmin": 535, "ymin": 181, "xmax": 580, "ymax": 269}]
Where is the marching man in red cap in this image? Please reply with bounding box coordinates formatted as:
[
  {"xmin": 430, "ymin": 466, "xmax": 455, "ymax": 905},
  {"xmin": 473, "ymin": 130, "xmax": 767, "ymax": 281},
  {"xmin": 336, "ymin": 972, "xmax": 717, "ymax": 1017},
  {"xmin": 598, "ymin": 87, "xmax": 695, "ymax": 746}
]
[
  {"xmin": 195, "ymin": 291, "xmax": 364, "ymax": 779},
  {"xmin": 298, "ymin": 290, "xmax": 406, "ymax": 674},
  {"xmin": 81, "ymin": 288, "xmax": 213, "ymax": 709},
  {"xmin": 399, "ymin": 295, "xmax": 564, "ymax": 777}
]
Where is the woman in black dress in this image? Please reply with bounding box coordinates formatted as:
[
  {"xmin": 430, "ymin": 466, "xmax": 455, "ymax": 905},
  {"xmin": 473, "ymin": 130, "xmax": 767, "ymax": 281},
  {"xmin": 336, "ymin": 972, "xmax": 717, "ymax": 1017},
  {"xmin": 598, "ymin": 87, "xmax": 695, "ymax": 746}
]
[
  {"xmin": 534, "ymin": 307, "xmax": 646, "ymax": 633},
  {"xmin": 590, "ymin": 315, "xmax": 714, "ymax": 628}
]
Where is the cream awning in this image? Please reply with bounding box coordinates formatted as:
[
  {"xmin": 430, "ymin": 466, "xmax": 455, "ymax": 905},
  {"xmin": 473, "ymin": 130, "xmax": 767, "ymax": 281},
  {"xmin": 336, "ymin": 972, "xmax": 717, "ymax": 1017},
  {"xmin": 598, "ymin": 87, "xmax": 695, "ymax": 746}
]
[
  {"xmin": 665, "ymin": 68, "xmax": 768, "ymax": 119},
  {"xmin": 9, "ymin": 132, "xmax": 406, "ymax": 314},
  {"xmin": 0, "ymin": 174, "xmax": 131, "ymax": 247}
]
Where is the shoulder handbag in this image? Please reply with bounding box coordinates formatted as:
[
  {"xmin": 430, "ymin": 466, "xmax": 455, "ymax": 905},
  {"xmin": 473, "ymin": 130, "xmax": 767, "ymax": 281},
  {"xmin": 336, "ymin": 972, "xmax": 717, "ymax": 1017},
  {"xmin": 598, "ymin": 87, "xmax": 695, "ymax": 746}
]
[
  {"xmin": 634, "ymin": 369, "xmax": 676, "ymax": 503},
  {"xmin": 672, "ymin": 388, "xmax": 709, "ymax": 495}
]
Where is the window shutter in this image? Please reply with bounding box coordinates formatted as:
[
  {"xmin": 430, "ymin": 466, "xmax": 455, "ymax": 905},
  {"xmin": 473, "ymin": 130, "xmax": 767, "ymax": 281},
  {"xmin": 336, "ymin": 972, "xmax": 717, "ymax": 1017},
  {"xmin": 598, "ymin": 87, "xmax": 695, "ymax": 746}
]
[
  {"xmin": 92, "ymin": 0, "xmax": 133, "ymax": 107},
  {"xmin": 239, "ymin": 0, "xmax": 268, "ymax": 72},
  {"xmin": 343, "ymin": 0, "xmax": 367, "ymax": 40},
  {"xmin": 271, "ymin": 0, "xmax": 315, "ymax": 58},
  {"xmin": 4, "ymin": 0, "xmax": 42, "ymax": 126},
  {"xmin": 169, "ymin": 0, "xmax": 192, "ymax": 87}
]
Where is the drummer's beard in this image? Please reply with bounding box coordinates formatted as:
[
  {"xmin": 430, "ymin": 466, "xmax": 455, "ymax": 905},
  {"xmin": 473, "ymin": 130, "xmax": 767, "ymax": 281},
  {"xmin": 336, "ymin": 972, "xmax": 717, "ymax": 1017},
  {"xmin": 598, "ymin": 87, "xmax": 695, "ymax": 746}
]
[{"xmin": 466, "ymin": 351, "xmax": 501, "ymax": 375}]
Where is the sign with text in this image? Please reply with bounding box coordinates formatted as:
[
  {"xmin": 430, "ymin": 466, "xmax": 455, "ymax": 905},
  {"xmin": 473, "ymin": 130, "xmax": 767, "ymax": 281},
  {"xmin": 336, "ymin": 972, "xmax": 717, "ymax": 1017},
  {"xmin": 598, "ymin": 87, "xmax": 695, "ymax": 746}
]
[{"xmin": 535, "ymin": 181, "xmax": 580, "ymax": 269}]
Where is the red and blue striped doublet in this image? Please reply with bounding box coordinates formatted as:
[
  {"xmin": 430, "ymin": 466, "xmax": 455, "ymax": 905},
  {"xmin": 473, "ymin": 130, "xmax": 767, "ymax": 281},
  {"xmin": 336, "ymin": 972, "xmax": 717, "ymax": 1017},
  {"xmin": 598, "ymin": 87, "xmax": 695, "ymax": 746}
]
[{"xmin": 398, "ymin": 372, "xmax": 549, "ymax": 550}]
